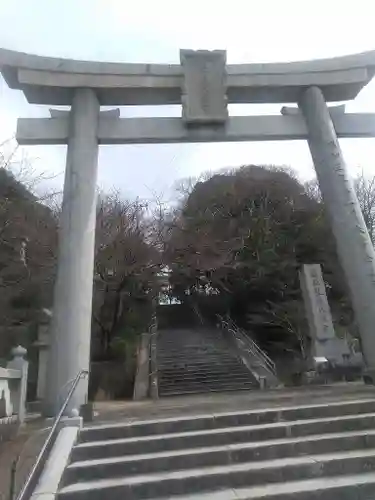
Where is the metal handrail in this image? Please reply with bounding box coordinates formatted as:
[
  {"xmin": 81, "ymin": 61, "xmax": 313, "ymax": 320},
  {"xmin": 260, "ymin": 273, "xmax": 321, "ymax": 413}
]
[
  {"xmin": 218, "ymin": 315, "xmax": 276, "ymax": 376},
  {"xmin": 13, "ymin": 369, "xmax": 88, "ymax": 500},
  {"xmin": 231, "ymin": 323, "xmax": 276, "ymax": 374},
  {"xmin": 228, "ymin": 325, "xmax": 274, "ymax": 376},
  {"xmin": 222, "ymin": 316, "xmax": 274, "ymax": 368}
]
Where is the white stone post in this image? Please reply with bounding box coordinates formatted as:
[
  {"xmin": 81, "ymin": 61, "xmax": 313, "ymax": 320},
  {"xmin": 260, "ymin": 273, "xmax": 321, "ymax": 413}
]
[
  {"xmin": 7, "ymin": 346, "xmax": 28, "ymax": 423},
  {"xmin": 44, "ymin": 89, "xmax": 100, "ymax": 416},
  {"xmin": 299, "ymin": 86, "xmax": 375, "ymax": 373}
]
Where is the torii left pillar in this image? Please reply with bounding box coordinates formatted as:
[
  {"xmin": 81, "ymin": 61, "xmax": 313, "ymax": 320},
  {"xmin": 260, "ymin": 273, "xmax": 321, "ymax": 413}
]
[{"xmin": 44, "ymin": 89, "xmax": 100, "ymax": 416}]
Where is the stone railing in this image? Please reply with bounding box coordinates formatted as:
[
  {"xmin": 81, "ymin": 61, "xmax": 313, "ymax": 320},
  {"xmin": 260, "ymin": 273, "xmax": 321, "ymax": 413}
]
[{"xmin": 0, "ymin": 346, "xmax": 28, "ymax": 443}]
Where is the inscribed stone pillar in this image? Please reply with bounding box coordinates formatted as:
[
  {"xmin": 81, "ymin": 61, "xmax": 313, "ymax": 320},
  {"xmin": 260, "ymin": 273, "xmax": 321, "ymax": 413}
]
[
  {"xmin": 299, "ymin": 86, "xmax": 375, "ymax": 372},
  {"xmin": 299, "ymin": 264, "xmax": 336, "ymax": 341},
  {"xmin": 299, "ymin": 264, "xmax": 350, "ymax": 364},
  {"xmin": 44, "ymin": 89, "xmax": 99, "ymax": 416}
]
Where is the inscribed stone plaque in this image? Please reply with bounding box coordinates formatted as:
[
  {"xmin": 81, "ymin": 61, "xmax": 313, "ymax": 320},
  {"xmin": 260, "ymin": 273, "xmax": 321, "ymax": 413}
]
[{"xmin": 180, "ymin": 49, "xmax": 228, "ymax": 125}]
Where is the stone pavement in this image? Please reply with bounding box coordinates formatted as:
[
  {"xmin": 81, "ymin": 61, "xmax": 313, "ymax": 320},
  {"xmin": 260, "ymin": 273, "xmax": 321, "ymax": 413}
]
[
  {"xmin": 92, "ymin": 382, "xmax": 375, "ymax": 424},
  {"xmin": 0, "ymin": 418, "xmax": 47, "ymax": 500}
]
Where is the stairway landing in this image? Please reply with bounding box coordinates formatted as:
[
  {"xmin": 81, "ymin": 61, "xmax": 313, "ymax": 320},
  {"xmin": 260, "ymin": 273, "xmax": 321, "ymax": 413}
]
[{"xmin": 92, "ymin": 382, "xmax": 375, "ymax": 424}]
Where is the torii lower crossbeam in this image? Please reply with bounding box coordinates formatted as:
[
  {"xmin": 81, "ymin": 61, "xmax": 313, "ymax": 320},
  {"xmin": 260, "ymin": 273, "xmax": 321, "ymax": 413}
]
[{"xmin": 16, "ymin": 113, "xmax": 375, "ymax": 145}]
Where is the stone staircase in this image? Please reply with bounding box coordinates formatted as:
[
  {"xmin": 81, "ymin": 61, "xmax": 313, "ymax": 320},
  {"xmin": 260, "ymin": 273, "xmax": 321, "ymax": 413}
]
[
  {"xmin": 57, "ymin": 398, "xmax": 375, "ymax": 499},
  {"xmin": 156, "ymin": 327, "xmax": 257, "ymax": 396}
]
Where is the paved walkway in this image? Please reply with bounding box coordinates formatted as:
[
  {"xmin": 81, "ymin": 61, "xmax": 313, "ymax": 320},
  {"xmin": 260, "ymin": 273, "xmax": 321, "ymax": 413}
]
[
  {"xmin": 0, "ymin": 418, "xmax": 47, "ymax": 500},
  {"xmin": 92, "ymin": 382, "xmax": 375, "ymax": 424}
]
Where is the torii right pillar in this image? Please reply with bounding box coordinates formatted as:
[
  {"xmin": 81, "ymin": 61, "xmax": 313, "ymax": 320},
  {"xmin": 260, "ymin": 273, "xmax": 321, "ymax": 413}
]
[{"xmin": 299, "ymin": 86, "xmax": 375, "ymax": 377}]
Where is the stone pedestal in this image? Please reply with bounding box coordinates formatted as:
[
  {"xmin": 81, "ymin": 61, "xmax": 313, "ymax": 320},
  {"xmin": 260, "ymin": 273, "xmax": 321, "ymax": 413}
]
[
  {"xmin": 44, "ymin": 89, "xmax": 100, "ymax": 416},
  {"xmin": 299, "ymin": 87, "xmax": 375, "ymax": 371}
]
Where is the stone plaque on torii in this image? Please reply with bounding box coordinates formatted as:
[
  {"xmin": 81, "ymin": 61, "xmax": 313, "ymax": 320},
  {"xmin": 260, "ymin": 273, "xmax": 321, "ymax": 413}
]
[{"xmin": 2, "ymin": 47, "xmax": 375, "ymax": 414}]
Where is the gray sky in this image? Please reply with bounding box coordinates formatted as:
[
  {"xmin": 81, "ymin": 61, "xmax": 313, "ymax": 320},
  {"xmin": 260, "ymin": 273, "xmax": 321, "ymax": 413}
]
[{"xmin": 1, "ymin": 0, "xmax": 375, "ymax": 201}]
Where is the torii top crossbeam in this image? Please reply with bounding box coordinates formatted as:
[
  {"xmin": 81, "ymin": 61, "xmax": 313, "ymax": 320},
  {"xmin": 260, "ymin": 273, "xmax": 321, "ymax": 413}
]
[
  {"xmin": 1, "ymin": 47, "xmax": 375, "ymax": 105},
  {"xmin": 2, "ymin": 48, "xmax": 375, "ymax": 145}
]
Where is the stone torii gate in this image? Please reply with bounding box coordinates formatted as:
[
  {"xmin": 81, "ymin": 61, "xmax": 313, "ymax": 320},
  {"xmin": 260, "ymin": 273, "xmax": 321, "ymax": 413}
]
[{"xmin": 2, "ymin": 48, "xmax": 375, "ymax": 415}]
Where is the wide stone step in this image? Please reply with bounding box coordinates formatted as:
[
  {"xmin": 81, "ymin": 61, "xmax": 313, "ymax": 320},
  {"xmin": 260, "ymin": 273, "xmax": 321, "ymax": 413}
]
[
  {"xmin": 64, "ymin": 429, "xmax": 375, "ymax": 484},
  {"xmin": 157, "ymin": 344, "xmax": 228, "ymax": 350},
  {"xmin": 159, "ymin": 355, "xmax": 235, "ymax": 362},
  {"xmin": 159, "ymin": 371, "xmax": 251, "ymax": 380},
  {"xmin": 159, "ymin": 338, "xmax": 227, "ymax": 344},
  {"xmin": 157, "ymin": 351, "xmax": 234, "ymax": 362},
  {"xmin": 159, "ymin": 379, "xmax": 254, "ymax": 388},
  {"xmin": 158, "ymin": 363, "xmax": 242, "ymax": 371},
  {"xmin": 159, "ymin": 369, "xmax": 253, "ymax": 384},
  {"xmin": 159, "ymin": 345, "xmax": 229, "ymax": 352},
  {"xmin": 159, "ymin": 382, "xmax": 256, "ymax": 395},
  {"xmin": 157, "ymin": 358, "xmax": 243, "ymax": 368},
  {"xmin": 158, "ymin": 340, "xmax": 227, "ymax": 347},
  {"xmin": 158, "ymin": 338, "xmax": 226, "ymax": 345},
  {"xmin": 159, "ymin": 384, "xmax": 256, "ymax": 397},
  {"xmin": 157, "ymin": 360, "xmax": 241, "ymax": 368},
  {"xmin": 72, "ymin": 412, "xmax": 375, "ymax": 461},
  {"xmin": 79, "ymin": 400, "xmax": 375, "ymax": 442},
  {"xmin": 159, "ymin": 376, "xmax": 253, "ymax": 386},
  {"xmin": 158, "ymin": 364, "xmax": 244, "ymax": 372},
  {"xmin": 114, "ymin": 473, "xmax": 375, "ymax": 500},
  {"xmin": 159, "ymin": 337, "xmax": 227, "ymax": 342},
  {"xmin": 58, "ymin": 449, "xmax": 375, "ymax": 499},
  {"xmin": 157, "ymin": 352, "xmax": 231, "ymax": 359},
  {"xmin": 157, "ymin": 340, "xmax": 229, "ymax": 348},
  {"xmin": 158, "ymin": 331, "xmax": 224, "ymax": 338},
  {"xmin": 159, "ymin": 375, "xmax": 254, "ymax": 382},
  {"xmin": 159, "ymin": 364, "xmax": 249, "ymax": 374},
  {"xmin": 158, "ymin": 381, "xmax": 255, "ymax": 393},
  {"xmin": 159, "ymin": 375, "xmax": 255, "ymax": 383},
  {"xmin": 158, "ymin": 346, "xmax": 228, "ymax": 351}
]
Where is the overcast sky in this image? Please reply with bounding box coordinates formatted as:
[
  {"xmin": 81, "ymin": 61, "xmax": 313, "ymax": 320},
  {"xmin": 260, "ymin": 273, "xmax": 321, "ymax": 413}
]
[{"xmin": 1, "ymin": 0, "xmax": 375, "ymax": 201}]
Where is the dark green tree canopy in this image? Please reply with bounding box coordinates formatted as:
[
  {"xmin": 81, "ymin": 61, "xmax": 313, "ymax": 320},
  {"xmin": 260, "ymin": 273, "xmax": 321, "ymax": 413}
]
[{"xmin": 164, "ymin": 165, "xmax": 350, "ymax": 352}]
